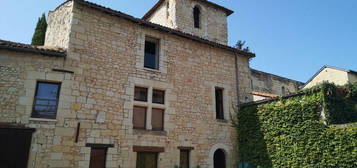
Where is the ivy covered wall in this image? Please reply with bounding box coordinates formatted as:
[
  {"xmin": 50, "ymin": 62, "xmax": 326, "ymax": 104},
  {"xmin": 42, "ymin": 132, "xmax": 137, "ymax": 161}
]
[{"xmin": 236, "ymin": 83, "xmax": 357, "ymax": 168}]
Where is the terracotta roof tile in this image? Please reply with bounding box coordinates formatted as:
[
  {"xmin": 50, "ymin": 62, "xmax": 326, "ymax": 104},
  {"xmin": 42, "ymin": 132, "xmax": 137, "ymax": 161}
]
[
  {"xmin": 251, "ymin": 91, "xmax": 279, "ymax": 98},
  {"xmin": 0, "ymin": 39, "xmax": 66, "ymax": 57}
]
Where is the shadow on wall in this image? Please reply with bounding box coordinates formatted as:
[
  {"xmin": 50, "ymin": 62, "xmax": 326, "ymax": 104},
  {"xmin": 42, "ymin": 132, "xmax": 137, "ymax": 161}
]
[{"xmin": 235, "ymin": 105, "xmax": 272, "ymax": 168}]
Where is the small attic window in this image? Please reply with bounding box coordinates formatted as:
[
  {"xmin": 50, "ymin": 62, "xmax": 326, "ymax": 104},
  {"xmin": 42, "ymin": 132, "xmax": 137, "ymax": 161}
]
[{"xmin": 193, "ymin": 6, "xmax": 201, "ymax": 28}]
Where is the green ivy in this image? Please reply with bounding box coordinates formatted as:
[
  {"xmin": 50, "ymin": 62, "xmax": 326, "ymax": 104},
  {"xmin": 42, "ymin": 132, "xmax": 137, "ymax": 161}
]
[{"xmin": 236, "ymin": 83, "xmax": 357, "ymax": 168}]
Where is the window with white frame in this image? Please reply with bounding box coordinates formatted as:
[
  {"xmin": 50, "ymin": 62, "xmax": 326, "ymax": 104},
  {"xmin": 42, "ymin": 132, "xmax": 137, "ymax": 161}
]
[{"xmin": 133, "ymin": 86, "xmax": 165, "ymax": 131}]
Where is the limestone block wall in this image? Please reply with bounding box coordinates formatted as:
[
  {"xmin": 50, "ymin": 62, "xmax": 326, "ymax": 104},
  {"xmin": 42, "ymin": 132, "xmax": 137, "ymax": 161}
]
[
  {"xmin": 147, "ymin": 0, "xmax": 228, "ymax": 45},
  {"xmin": 0, "ymin": 1, "xmax": 251, "ymax": 168},
  {"xmin": 304, "ymin": 67, "xmax": 349, "ymax": 88},
  {"xmin": 45, "ymin": 1, "xmax": 74, "ymax": 49},
  {"xmin": 0, "ymin": 50, "xmax": 89, "ymax": 168},
  {"xmin": 66, "ymin": 2, "xmax": 246, "ymax": 167},
  {"xmin": 175, "ymin": 0, "xmax": 228, "ymax": 45},
  {"xmin": 237, "ymin": 56, "xmax": 253, "ymax": 103},
  {"xmin": 251, "ymin": 69, "xmax": 303, "ymax": 96}
]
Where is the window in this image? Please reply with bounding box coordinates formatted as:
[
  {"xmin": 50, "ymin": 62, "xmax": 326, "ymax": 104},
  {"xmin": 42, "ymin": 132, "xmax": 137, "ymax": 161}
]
[
  {"xmin": 133, "ymin": 86, "xmax": 166, "ymax": 131},
  {"xmin": 152, "ymin": 89, "xmax": 165, "ymax": 104},
  {"xmin": 135, "ymin": 87, "xmax": 148, "ymax": 102},
  {"xmin": 31, "ymin": 82, "xmax": 61, "ymax": 119},
  {"xmin": 133, "ymin": 106, "xmax": 147, "ymax": 129},
  {"xmin": 89, "ymin": 147, "xmax": 107, "ymax": 168},
  {"xmin": 281, "ymin": 86, "xmax": 286, "ymax": 95},
  {"xmin": 193, "ymin": 6, "xmax": 200, "ymax": 28},
  {"xmin": 144, "ymin": 37, "xmax": 159, "ymax": 70},
  {"xmin": 215, "ymin": 87, "xmax": 224, "ymax": 120},
  {"xmin": 180, "ymin": 150, "xmax": 190, "ymax": 168},
  {"xmin": 151, "ymin": 108, "xmax": 164, "ymax": 131},
  {"xmin": 136, "ymin": 152, "xmax": 158, "ymax": 168}
]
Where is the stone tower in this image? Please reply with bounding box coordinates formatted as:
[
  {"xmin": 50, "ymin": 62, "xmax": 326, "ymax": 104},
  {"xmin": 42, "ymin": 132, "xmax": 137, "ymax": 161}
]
[{"xmin": 142, "ymin": 0, "xmax": 233, "ymax": 45}]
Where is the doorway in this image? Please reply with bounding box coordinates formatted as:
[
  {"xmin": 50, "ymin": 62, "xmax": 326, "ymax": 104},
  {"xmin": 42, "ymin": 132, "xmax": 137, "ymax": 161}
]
[
  {"xmin": 213, "ymin": 149, "xmax": 226, "ymax": 168},
  {"xmin": 0, "ymin": 127, "xmax": 35, "ymax": 168}
]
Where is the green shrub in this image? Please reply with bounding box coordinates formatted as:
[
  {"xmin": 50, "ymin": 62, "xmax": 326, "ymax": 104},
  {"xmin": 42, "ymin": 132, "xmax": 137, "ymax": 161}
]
[{"xmin": 236, "ymin": 83, "xmax": 357, "ymax": 168}]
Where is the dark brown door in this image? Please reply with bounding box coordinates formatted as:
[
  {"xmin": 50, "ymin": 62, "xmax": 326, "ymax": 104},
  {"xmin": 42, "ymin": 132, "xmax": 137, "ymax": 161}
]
[
  {"xmin": 0, "ymin": 128, "xmax": 34, "ymax": 168},
  {"xmin": 89, "ymin": 148, "xmax": 107, "ymax": 168},
  {"xmin": 136, "ymin": 152, "xmax": 158, "ymax": 168},
  {"xmin": 214, "ymin": 149, "xmax": 226, "ymax": 168}
]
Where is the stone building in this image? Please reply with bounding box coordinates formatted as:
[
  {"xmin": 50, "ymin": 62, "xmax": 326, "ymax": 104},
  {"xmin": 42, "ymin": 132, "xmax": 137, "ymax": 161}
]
[
  {"xmin": 250, "ymin": 69, "xmax": 304, "ymax": 101},
  {"xmin": 303, "ymin": 65, "xmax": 357, "ymax": 89},
  {"xmin": 0, "ymin": 0, "xmax": 254, "ymax": 168}
]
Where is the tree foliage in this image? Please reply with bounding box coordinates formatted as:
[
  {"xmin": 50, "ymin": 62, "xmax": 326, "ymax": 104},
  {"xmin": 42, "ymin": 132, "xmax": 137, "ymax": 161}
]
[
  {"xmin": 235, "ymin": 40, "xmax": 251, "ymax": 52},
  {"xmin": 31, "ymin": 13, "xmax": 47, "ymax": 46}
]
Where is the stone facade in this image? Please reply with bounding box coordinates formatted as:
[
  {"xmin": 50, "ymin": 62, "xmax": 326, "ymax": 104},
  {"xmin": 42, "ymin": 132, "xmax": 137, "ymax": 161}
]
[
  {"xmin": 304, "ymin": 66, "xmax": 357, "ymax": 89},
  {"xmin": 250, "ymin": 69, "xmax": 304, "ymax": 101},
  {"xmin": 146, "ymin": 0, "xmax": 229, "ymax": 45},
  {"xmin": 0, "ymin": 0, "xmax": 253, "ymax": 168}
]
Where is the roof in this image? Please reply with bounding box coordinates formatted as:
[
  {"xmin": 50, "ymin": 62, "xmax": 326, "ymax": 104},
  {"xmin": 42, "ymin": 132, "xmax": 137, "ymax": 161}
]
[
  {"xmin": 251, "ymin": 91, "xmax": 279, "ymax": 98},
  {"xmin": 251, "ymin": 68, "xmax": 305, "ymax": 85},
  {"xmin": 304, "ymin": 65, "xmax": 357, "ymax": 87},
  {"xmin": 142, "ymin": 0, "xmax": 234, "ymax": 20},
  {"xmin": 0, "ymin": 39, "xmax": 66, "ymax": 57},
  {"xmin": 70, "ymin": 0, "xmax": 253, "ymax": 57}
]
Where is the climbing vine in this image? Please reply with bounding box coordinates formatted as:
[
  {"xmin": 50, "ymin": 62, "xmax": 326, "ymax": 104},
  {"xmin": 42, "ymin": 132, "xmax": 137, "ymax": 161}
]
[{"xmin": 236, "ymin": 82, "xmax": 357, "ymax": 168}]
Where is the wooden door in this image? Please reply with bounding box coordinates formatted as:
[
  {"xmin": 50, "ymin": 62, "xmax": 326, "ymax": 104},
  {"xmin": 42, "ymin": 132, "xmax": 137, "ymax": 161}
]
[
  {"xmin": 89, "ymin": 148, "xmax": 107, "ymax": 168},
  {"xmin": 0, "ymin": 128, "xmax": 34, "ymax": 168}
]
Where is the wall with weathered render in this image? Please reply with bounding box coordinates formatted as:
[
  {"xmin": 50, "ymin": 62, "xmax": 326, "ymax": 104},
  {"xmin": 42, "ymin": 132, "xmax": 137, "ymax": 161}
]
[
  {"xmin": 45, "ymin": 1, "xmax": 74, "ymax": 48},
  {"xmin": 147, "ymin": 0, "xmax": 177, "ymax": 29},
  {"xmin": 304, "ymin": 67, "xmax": 349, "ymax": 88},
  {"xmin": 348, "ymin": 73, "xmax": 357, "ymax": 84},
  {"xmin": 251, "ymin": 69, "xmax": 303, "ymax": 97}
]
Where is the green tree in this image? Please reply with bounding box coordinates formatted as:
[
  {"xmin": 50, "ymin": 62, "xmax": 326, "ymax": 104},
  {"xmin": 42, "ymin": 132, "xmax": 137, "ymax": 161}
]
[
  {"xmin": 31, "ymin": 13, "xmax": 47, "ymax": 46},
  {"xmin": 234, "ymin": 40, "xmax": 251, "ymax": 52}
]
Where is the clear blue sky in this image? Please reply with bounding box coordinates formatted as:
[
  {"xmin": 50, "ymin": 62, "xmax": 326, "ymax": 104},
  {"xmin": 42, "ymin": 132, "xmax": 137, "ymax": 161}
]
[{"xmin": 1, "ymin": 0, "xmax": 356, "ymax": 82}]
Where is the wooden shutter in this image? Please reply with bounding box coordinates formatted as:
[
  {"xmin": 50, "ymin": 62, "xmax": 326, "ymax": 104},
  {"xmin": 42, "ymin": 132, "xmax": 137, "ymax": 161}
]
[
  {"xmin": 151, "ymin": 108, "xmax": 164, "ymax": 131},
  {"xmin": 89, "ymin": 148, "xmax": 107, "ymax": 168},
  {"xmin": 133, "ymin": 106, "xmax": 146, "ymax": 129}
]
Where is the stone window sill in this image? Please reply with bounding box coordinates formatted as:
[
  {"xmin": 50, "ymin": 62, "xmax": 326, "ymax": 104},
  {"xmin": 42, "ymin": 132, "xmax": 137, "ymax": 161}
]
[
  {"xmin": 133, "ymin": 129, "xmax": 167, "ymax": 136},
  {"xmin": 29, "ymin": 118, "xmax": 57, "ymax": 122},
  {"xmin": 216, "ymin": 119, "xmax": 229, "ymax": 123},
  {"xmin": 143, "ymin": 67, "xmax": 162, "ymax": 73}
]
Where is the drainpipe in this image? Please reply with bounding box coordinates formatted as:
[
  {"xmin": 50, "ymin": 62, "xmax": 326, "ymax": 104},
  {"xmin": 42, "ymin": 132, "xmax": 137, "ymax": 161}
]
[{"xmin": 235, "ymin": 53, "xmax": 241, "ymax": 109}]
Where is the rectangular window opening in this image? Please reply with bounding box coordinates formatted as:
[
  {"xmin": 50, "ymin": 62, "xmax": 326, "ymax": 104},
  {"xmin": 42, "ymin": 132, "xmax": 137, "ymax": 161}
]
[
  {"xmin": 152, "ymin": 89, "xmax": 165, "ymax": 104},
  {"xmin": 31, "ymin": 81, "xmax": 61, "ymax": 119},
  {"xmin": 136, "ymin": 152, "xmax": 158, "ymax": 168},
  {"xmin": 133, "ymin": 106, "xmax": 147, "ymax": 129},
  {"xmin": 89, "ymin": 147, "xmax": 108, "ymax": 168},
  {"xmin": 215, "ymin": 87, "xmax": 224, "ymax": 120},
  {"xmin": 134, "ymin": 86, "xmax": 148, "ymax": 102},
  {"xmin": 144, "ymin": 38, "xmax": 159, "ymax": 70},
  {"xmin": 151, "ymin": 108, "xmax": 164, "ymax": 131}
]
